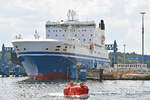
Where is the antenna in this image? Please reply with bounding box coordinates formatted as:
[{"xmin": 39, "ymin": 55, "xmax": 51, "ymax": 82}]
[
  {"xmin": 34, "ymin": 29, "xmax": 40, "ymax": 40},
  {"xmin": 67, "ymin": 9, "xmax": 76, "ymax": 21},
  {"xmin": 71, "ymin": 10, "xmax": 76, "ymax": 20},
  {"xmin": 67, "ymin": 9, "xmax": 71, "ymax": 20},
  {"xmin": 15, "ymin": 34, "xmax": 23, "ymax": 39}
]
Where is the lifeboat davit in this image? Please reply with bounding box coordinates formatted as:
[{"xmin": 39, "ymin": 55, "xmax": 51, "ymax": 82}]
[{"xmin": 64, "ymin": 82, "xmax": 89, "ymax": 98}]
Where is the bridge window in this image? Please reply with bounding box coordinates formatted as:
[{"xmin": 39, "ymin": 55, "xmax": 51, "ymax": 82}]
[
  {"xmin": 55, "ymin": 49, "xmax": 59, "ymax": 51},
  {"xmin": 45, "ymin": 48, "xmax": 48, "ymax": 50},
  {"xmin": 56, "ymin": 46, "xmax": 61, "ymax": 48},
  {"xmin": 65, "ymin": 46, "xmax": 67, "ymax": 48},
  {"xmin": 63, "ymin": 49, "xmax": 67, "ymax": 51},
  {"xmin": 23, "ymin": 48, "xmax": 26, "ymax": 50},
  {"xmin": 16, "ymin": 49, "xmax": 20, "ymax": 51}
]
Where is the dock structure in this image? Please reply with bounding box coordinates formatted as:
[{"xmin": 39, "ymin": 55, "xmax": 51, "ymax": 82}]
[
  {"xmin": 105, "ymin": 40, "xmax": 118, "ymax": 67},
  {"xmin": 69, "ymin": 40, "xmax": 118, "ymax": 81},
  {"xmin": 69, "ymin": 63, "xmax": 105, "ymax": 81},
  {"xmin": 70, "ymin": 68, "xmax": 104, "ymax": 81},
  {"xmin": 0, "ymin": 44, "xmax": 27, "ymax": 77}
]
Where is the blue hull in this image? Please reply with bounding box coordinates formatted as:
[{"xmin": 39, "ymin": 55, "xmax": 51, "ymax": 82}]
[{"xmin": 18, "ymin": 52, "xmax": 110, "ymax": 80}]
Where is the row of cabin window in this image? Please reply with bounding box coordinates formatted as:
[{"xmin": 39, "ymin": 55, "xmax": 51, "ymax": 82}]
[
  {"xmin": 20, "ymin": 48, "xmax": 105, "ymax": 55},
  {"xmin": 47, "ymin": 34, "xmax": 93, "ymax": 37},
  {"xmin": 47, "ymin": 34, "xmax": 92, "ymax": 41},
  {"xmin": 94, "ymin": 51, "xmax": 107, "ymax": 57},
  {"xmin": 19, "ymin": 47, "xmax": 106, "ymax": 57},
  {"xmin": 48, "ymin": 29, "xmax": 92, "ymax": 32}
]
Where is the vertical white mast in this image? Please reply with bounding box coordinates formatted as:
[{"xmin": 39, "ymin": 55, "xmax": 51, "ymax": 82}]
[{"xmin": 67, "ymin": 10, "xmax": 76, "ymax": 21}]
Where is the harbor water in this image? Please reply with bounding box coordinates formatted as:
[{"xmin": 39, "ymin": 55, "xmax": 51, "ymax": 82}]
[{"xmin": 0, "ymin": 77, "xmax": 150, "ymax": 100}]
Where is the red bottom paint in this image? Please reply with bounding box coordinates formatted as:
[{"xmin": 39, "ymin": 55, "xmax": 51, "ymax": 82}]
[{"xmin": 34, "ymin": 73, "xmax": 67, "ymax": 80}]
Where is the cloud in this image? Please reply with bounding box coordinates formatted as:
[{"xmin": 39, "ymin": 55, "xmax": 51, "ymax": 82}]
[
  {"xmin": 0, "ymin": 0, "xmax": 149, "ymax": 55},
  {"xmin": 124, "ymin": 0, "xmax": 150, "ymax": 16}
]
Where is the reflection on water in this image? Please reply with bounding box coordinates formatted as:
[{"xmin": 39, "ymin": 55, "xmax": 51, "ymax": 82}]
[{"xmin": 0, "ymin": 77, "xmax": 150, "ymax": 100}]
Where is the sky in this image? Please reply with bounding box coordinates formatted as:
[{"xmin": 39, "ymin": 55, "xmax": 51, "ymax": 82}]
[{"xmin": 0, "ymin": 0, "xmax": 150, "ymax": 54}]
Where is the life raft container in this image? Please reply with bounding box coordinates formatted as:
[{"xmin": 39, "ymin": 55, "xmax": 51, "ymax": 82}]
[
  {"xmin": 64, "ymin": 83, "xmax": 89, "ymax": 98},
  {"xmin": 101, "ymin": 35, "xmax": 105, "ymax": 39},
  {"xmin": 89, "ymin": 44, "xmax": 93, "ymax": 49}
]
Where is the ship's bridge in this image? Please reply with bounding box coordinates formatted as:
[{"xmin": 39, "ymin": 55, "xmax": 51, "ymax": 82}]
[{"xmin": 46, "ymin": 20, "xmax": 96, "ymax": 27}]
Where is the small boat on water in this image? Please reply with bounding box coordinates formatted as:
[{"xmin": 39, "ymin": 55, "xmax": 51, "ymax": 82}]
[{"xmin": 64, "ymin": 82, "xmax": 89, "ymax": 99}]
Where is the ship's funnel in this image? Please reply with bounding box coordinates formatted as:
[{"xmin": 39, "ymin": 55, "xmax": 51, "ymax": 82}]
[{"xmin": 99, "ymin": 20, "xmax": 105, "ymax": 30}]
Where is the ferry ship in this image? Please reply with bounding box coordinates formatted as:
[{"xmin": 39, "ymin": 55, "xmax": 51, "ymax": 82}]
[{"xmin": 12, "ymin": 10, "xmax": 110, "ymax": 80}]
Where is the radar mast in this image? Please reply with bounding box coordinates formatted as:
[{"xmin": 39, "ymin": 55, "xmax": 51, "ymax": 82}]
[
  {"xmin": 67, "ymin": 9, "xmax": 77, "ymax": 21},
  {"xmin": 34, "ymin": 29, "xmax": 40, "ymax": 40}
]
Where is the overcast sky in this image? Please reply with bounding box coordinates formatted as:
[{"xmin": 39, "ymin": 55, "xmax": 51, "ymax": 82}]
[{"xmin": 0, "ymin": 0, "xmax": 150, "ymax": 54}]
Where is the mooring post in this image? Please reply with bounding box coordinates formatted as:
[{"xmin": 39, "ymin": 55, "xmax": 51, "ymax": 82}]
[
  {"xmin": 80, "ymin": 68, "xmax": 86, "ymax": 82},
  {"xmin": 99, "ymin": 69, "xmax": 103, "ymax": 82},
  {"xmin": 66, "ymin": 67, "xmax": 70, "ymax": 82},
  {"xmin": 76, "ymin": 66, "xmax": 79, "ymax": 82}
]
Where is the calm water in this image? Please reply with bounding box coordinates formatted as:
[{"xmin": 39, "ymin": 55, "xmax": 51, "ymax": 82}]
[{"xmin": 0, "ymin": 77, "xmax": 150, "ymax": 100}]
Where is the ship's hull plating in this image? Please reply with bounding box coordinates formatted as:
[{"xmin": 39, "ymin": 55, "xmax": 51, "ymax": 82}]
[{"xmin": 18, "ymin": 52, "xmax": 110, "ymax": 80}]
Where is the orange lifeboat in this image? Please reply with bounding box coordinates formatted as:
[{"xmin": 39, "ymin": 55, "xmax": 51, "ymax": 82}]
[{"xmin": 64, "ymin": 82, "xmax": 89, "ymax": 98}]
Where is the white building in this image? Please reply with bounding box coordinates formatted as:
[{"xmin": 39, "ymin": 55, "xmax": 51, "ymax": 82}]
[{"xmin": 114, "ymin": 64, "xmax": 148, "ymax": 73}]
